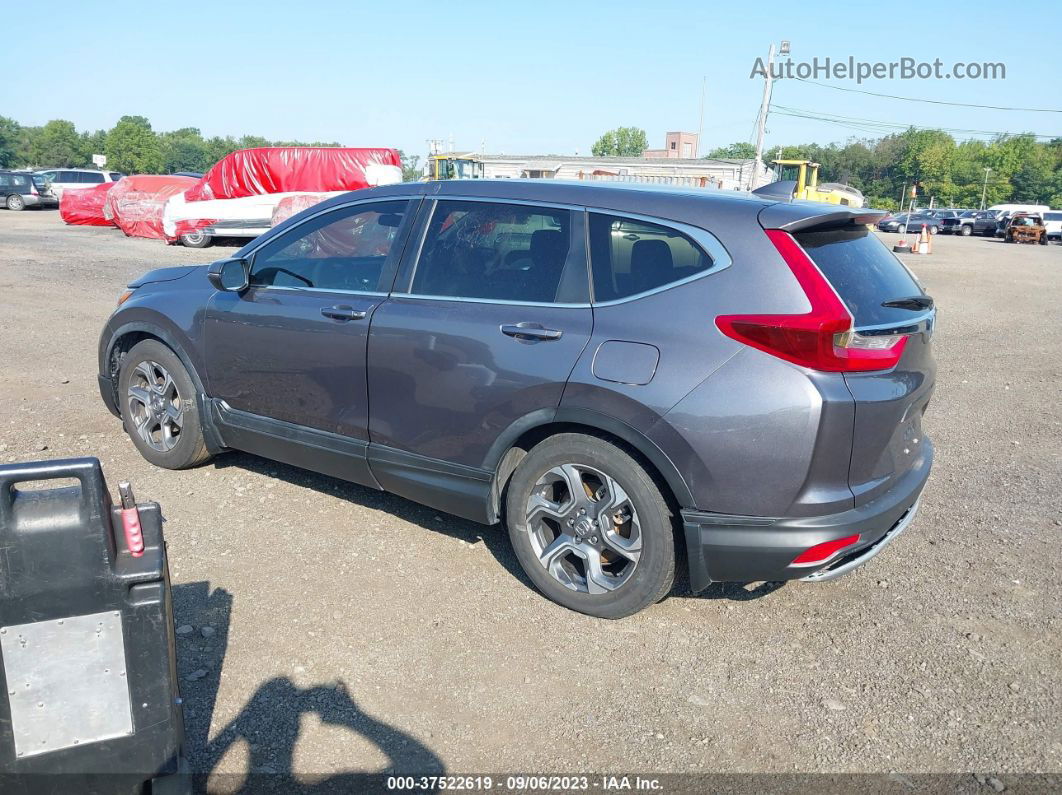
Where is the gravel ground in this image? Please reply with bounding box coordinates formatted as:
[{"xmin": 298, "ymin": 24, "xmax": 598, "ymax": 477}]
[{"xmin": 0, "ymin": 210, "xmax": 1059, "ymax": 785}]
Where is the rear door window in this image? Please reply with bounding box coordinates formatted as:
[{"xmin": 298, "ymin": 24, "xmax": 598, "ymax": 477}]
[
  {"xmin": 81, "ymin": 171, "xmax": 105, "ymax": 183},
  {"xmin": 588, "ymin": 213, "xmax": 715, "ymax": 302},
  {"xmin": 795, "ymin": 228, "xmax": 924, "ymax": 327},
  {"xmin": 411, "ymin": 200, "xmax": 574, "ymax": 303}
]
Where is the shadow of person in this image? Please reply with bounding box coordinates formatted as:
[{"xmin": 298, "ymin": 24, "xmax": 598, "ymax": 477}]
[{"xmin": 199, "ymin": 678, "xmax": 444, "ymax": 794}]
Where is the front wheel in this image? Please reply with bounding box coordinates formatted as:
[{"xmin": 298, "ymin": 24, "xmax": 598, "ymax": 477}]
[
  {"xmin": 960, "ymin": 224, "xmax": 972, "ymax": 236},
  {"xmin": 179, "ymin": 229, "xmax": 213, "ymax": 248},
  {"xmin": 505, "ymin": 433, "xmax": 675, "ymax": 618},
  {"xmin": 6, "ymin": 194, "xmax": 25, "ymax": 211},
  {"xmin": 118, "ymin": 339, "xmax": 212, "ymax": 469}
]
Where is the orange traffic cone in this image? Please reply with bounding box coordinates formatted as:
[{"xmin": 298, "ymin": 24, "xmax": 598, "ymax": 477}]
[{"xmin": 917, "ymin": 225, "xmax": 930, "ymax": 254}]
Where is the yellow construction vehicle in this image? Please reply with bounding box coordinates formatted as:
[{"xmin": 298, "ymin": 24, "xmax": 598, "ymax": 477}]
[
  {"xmin": 769, "ymin": 159, "xmax": 864, "ymax": 207},
  {"xmin": 425, "ymin": 153, "xmax": 485, "ymax": 180}
]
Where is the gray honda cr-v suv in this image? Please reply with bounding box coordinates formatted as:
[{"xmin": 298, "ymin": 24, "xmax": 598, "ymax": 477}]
[{"xmin": 97, "ymin": 179, "xmax": 935, "ymax": 617}]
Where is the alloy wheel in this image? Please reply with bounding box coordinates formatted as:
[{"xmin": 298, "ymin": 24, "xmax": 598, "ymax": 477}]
[
  {"xmin": 524, "ymin": 463, "xmax": 642, "ymax": 594},
  {"xmin": 126, "ymin": 360, "xmax": 184, "ymax": 452}
]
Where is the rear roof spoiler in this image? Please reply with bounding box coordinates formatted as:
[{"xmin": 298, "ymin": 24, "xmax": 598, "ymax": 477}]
[{"xmin": 758, "ymin": 201, "xmax": 886, "ymax": 233}]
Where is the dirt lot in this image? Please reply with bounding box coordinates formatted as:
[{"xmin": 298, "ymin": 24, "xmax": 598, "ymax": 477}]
[{"xmin": 0, "ymin": 210, "xmax": 1059, "ymax": 785}]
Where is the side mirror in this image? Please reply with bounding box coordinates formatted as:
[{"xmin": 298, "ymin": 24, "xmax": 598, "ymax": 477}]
[{"xmin": 207, "ymin": 258, "xmax": 249, "ymax": 292}]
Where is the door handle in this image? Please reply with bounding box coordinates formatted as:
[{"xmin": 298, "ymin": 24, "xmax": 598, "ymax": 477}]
[
  {"xmin": 500, "ymin": 323, "xmax": 563, "ymax": 341},
  {"xmin": 321, "ymin": 306, "xmax": 367, "ymax": 321}
]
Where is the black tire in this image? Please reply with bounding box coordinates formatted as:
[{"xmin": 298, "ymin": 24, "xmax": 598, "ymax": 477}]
[
  {"xmin": 505, "ymin": 433, "xmax": 675, "ymax": 618},
  {"xmin": 179, "ymin": 230, "xmax": 213, "ymax": 248},
  {"xmin": 929, "ymin": 225, "xmax": 939, "ymax": 235},
  {"xmin": 960, "ymin": 224, "xmax": 972, "ymax": 236},
  {"xmin": 1039, "ymin": 235, "xmax": 1048, "ymax": 245},
  {"xmin": 982, "ymin": 228, "xmax": 995, "ymax": 237},
  {"xmin": 6, "ymin": 194, "xmax": 25, "ymax": 211},
  {"xmin": 118, "ymin": 340, "xmax": 211, "ymax": 469}
]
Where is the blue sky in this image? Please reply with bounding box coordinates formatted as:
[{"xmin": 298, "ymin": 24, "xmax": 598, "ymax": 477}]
[{"xmin": 4, "ymin": 0, "xmax": 1058, "ymax": 158}]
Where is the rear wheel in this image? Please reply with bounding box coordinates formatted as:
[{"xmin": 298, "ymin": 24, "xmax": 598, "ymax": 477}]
[
  {"xmin": 929, "ymin": 225, "xmax": 939, "ymax": 235},
  {"xmin": 179, "ymin": 229, "xmax": 213, "ymax": 248},
  {"xmin": 505, "ymin": 434, "xmax": 675, "ymax": 618},
  {"xmin": 6, "ymin": 194, "xmax": 25, "ymax": 211},
  {"xmin": 118, "ymin": 340, "xmax": 211, "ymax": 469}
]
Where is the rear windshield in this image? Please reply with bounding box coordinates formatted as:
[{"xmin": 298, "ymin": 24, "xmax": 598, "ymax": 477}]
[{"xmin": 795, "ymin": 228, "xmax": 924, "ymax": 327}]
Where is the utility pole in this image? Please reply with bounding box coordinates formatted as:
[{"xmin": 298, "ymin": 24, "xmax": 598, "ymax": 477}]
[
  {"xmin": 753, "ymin": 42, "xmax": 776, "ymax": 188},
  {"xmin": 980, "ymin": 167, "xmax": 991, "ymax": 210},
  {"xmin": 696, "ymin": 76, "xmax": 706, "ymax": 158}
]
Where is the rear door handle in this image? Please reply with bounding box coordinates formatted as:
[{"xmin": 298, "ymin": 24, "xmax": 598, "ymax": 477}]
[
  {"xmin": 321, "ymin": 306, "xmax": 367, "ymax": 321},
  {"xmin": 500, "ymin": 323, "xmax": 563, "ymax": 341}
]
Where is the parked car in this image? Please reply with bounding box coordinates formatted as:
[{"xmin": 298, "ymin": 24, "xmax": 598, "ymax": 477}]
[
  {"xmin": 1003, "ymin": 213, "xmax": 1048, "ymax": 244},
  {"xmin": 97, "ymin": 181, "xmax": 935, "ymax": 618},
  {"xmin": 972, "ymin": 210, "xmax": 1006, "ymax": 236},
  {"xmin": 1042, "ymin": 210, "xmax": 1062, "ymax": 241},
  {"xmin": 877, "ymin": 212, "xmax": 939, "ymax": 233},
  {"xmin": 36, "ymin": 168, "xmax": 125, "ymax": 199},
  {"xmin": 940, "ymin": 210, "xmax": 982, "ymax": 236},
  {"xmin": 0, "ymin": 170, "xmax": 57, "ymax": 210}
]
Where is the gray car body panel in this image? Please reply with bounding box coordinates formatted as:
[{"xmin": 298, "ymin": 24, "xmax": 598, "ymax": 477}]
[{"xmin": 97, "ymin": 180, "xmax": 935, "ymax": 590}]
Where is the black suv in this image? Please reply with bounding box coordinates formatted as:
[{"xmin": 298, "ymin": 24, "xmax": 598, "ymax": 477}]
[{"xmin": 0, "ymin": 171, "xmax": 57, "ymax": 211}]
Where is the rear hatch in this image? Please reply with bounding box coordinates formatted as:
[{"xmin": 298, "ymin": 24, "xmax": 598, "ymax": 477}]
[
  {"xmin": 30, "ymin": 175, "xmax": 52, "ymax": 196},
  {"xmin": 793, "ymin": 226, "xmax": 935, "ymax": 506}
]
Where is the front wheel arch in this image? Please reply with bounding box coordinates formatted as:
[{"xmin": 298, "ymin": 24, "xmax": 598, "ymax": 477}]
[{"xmin": 104, "ymin": 323, "xmax": 225, "ymax": 453}]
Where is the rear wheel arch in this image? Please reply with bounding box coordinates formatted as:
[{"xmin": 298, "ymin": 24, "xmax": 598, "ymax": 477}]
[{"xmin": 484, "ymin": 409, "xmax": 694, "ymax": 524}]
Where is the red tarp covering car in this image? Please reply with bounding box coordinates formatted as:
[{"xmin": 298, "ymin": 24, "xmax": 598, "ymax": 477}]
[
  {"xmin": 183, "ymin": 147, "xmax": 403, "ymax": 202},
  {"xmin": 59, "ymin": 182, "xmax": 118, "ymax": 227},
  {"xmin": 105, "ymin": 175, "xmax": 199, "ymax": 239}
]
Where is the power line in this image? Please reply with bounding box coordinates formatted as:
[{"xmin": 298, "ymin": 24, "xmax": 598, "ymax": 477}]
[
  {"xmin": 792, "ymin": 77, "xmax": 1062, "ymax": 114},
  {"xmin": 771, "ymin": 104, "xmax": 1060, "ymax": 141}
]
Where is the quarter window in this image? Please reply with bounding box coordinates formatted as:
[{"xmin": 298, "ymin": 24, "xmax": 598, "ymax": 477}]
[
  {"xmin": 588, "ymin": 213, "xmax": 714, "ymax": 302},
  {"xmin": 81, "ymin": 171, "xmax": 105, "ymax": 183},
  {"xmin": 249, "ymin": 200, "xmax": 409, "ymax": 292},
  {"xmin": 412, "ymin": 201, "xmax": 572, "ymax": 303}
]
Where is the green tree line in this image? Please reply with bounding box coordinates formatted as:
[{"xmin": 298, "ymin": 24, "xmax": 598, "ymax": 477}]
[
  {"xmin": 0, "ymin": 114, "xmax": 350, "ymax": 174},
  {"xmin": 708, "ymin": 130, "xmax": 1062, "ymax": 210}
]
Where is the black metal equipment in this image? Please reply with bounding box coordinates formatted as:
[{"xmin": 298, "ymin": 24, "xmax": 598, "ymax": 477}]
[{"xmin": 0, "ymin": 457, "xmax": 187, "ymax": 794}]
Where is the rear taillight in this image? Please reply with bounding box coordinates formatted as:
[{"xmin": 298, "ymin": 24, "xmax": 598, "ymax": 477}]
[
  {"xmin": 716, "ymin": 229, "xmax": 908, "ymax": 372},
  {"xmin": 792, "ymin": 533, "xmax": 861, "ymax": 566}
]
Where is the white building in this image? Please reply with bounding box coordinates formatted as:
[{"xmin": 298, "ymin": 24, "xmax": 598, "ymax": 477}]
[{"xmin": 471, "ymin": 154, "xmax": 771, "ymax": 191}]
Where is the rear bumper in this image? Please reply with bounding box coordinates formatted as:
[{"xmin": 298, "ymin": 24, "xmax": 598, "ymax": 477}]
[
  {"xmin": 23, "ymin": 194, "xmax": 58, "ymax": 207},
  {"xmin": 681, "ymin": 441, "xmax": 932, "ymax": 591}
]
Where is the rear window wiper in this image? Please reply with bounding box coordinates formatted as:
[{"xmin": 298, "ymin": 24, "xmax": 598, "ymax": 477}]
[{"xmin": 881, "ymin": 295, "xmax": 934, "ymax": 311}]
